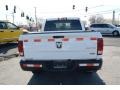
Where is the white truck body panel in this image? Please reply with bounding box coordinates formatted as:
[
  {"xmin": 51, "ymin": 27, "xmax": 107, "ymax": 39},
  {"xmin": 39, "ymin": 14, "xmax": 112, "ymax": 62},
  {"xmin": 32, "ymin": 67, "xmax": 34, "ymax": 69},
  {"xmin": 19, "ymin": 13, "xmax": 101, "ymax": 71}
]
[{"xmin": 19, "ymin": 31, "xmax": 102, "ymax": 61}]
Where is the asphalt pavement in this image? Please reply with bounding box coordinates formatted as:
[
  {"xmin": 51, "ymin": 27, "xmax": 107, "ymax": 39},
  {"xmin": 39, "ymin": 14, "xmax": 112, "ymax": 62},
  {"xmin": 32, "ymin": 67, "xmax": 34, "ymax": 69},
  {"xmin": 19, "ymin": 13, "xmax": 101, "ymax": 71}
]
[
  {"xmin": 0, "ymin": 36, "xmax": 120, "ymax": 85},
  {"xmin": 0, "ymin": 43, "xmax": 18, "ymax": 61},
  {"xmin": 0, "ymin": 57, "xmax": 105, "ymax": 85}
]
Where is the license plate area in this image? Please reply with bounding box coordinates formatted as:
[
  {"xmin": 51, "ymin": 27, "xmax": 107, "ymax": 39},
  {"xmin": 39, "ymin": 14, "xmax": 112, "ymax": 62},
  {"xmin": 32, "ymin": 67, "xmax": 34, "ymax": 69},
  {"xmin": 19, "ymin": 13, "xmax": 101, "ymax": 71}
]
[{"xmin": 53, "ymin": 61, "xmax": 67, "ymax": 69}]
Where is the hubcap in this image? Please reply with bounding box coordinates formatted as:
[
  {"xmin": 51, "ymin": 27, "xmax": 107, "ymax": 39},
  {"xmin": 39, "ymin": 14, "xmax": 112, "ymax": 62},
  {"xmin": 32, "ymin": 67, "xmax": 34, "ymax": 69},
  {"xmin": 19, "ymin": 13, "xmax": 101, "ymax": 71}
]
[{"xmin": 114, "ymin": 32, "xmax": 118, "ymax": 36}]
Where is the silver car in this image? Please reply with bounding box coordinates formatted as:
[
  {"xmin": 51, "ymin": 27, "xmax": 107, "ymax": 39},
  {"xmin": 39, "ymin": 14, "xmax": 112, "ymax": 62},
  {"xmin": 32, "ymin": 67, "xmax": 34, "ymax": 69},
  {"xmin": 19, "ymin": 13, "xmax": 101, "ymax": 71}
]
[{"xmin": 90, "ymin": 23, "xmax": 120, "ymax": 36}]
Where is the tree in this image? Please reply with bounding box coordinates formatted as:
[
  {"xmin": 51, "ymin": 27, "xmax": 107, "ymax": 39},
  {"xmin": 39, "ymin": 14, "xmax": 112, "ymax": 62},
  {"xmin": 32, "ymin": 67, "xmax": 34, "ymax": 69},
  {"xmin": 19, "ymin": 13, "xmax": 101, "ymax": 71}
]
[
  {"xmin": 89, "ymin": 15, "xmax": 96, "ymax": 24},
  {"xmin": 89, "ymin": 14, "xmax": 105, "ymax": 24}
]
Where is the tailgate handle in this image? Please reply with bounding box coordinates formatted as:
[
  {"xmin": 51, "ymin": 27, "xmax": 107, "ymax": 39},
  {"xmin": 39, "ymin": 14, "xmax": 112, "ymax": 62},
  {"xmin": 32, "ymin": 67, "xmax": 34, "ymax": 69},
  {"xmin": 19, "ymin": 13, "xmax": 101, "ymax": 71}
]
[{"xmin": 53, "ymin": 36, "xmax": 64, "ymax": 38}]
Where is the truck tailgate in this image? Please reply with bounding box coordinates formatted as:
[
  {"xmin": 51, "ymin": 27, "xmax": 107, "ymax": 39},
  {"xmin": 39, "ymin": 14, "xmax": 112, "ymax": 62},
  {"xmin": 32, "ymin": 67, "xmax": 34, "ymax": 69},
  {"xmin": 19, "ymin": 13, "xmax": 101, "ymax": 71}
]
[{"xmin": 20, "ymin": 32, "xmax": 101, "ymax": 60}]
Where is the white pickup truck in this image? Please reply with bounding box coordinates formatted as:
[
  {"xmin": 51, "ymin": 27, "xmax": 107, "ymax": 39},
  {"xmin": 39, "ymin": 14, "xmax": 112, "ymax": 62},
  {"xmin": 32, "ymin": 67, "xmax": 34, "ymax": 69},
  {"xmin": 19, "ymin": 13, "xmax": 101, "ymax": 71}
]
[{"xmin": 18, "ymin": 17, "xmax": 103, "ymax": 74}]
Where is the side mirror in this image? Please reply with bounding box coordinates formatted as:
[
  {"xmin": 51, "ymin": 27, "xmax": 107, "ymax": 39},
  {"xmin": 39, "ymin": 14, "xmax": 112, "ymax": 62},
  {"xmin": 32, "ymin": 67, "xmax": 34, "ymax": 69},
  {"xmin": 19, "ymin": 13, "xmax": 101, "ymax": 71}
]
[
  {"xmin": 17, "ymin": 26, "xmax": 24, "ymax": 29},
  {"xmin": 17, "ymin": 27, "xmax": 20, "ymax": 29}
]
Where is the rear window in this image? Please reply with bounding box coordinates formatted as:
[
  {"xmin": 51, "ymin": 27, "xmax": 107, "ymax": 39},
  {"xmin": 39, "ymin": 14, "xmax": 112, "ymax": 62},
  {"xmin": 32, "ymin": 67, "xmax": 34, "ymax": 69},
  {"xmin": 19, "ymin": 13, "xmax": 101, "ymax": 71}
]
[
  {"xmin": 90, "ymin": 24, "xmax": 114, "ymax": 28},
  {"xmin": 44, "ymin": 20, "xmax": 82, "ymax": 31},
  {"xmin": 90, "ymin": 24, "xmax": 99, "ymax": 28},
  {"xmin": 0, "ymin": 22, "xmax": 7, "ymax": 29}
]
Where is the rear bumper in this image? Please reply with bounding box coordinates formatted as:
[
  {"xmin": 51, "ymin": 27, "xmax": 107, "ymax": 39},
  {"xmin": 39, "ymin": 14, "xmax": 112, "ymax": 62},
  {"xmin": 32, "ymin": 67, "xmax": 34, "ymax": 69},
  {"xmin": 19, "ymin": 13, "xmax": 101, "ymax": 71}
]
[{"xmin": 20, "ymin": 59, "xmax": 103, "ymax": 72}]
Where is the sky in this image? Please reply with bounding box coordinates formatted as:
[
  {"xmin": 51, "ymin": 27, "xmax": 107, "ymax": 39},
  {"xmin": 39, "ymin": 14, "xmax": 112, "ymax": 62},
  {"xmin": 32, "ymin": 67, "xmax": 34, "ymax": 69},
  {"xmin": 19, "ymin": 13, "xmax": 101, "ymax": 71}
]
[{"xmin": 0, "ymin": 0, "xmax": 120, "ymax": 25}]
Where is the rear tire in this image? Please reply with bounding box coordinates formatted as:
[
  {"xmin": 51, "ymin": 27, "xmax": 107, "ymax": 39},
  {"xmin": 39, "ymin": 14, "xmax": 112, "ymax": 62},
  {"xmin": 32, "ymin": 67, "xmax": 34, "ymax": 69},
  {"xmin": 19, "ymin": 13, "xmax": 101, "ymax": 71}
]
[
  {"xmin": 91, "ymin": 30, "xmax": 95, "ymax": 31},
  {"xmin": 85, "ymin": 70, "xmax": 97, "ymax": 74},
  {"xmin": 76, "ymin": 69, "xmax": 97, "ymax": 74},
  {"xmin": 112, "ymin": 31, "xmax": 119, "ymax": 36},
  {"xmin": 32, "ymin": 71, "xmax": 41, "ymax": 75}
]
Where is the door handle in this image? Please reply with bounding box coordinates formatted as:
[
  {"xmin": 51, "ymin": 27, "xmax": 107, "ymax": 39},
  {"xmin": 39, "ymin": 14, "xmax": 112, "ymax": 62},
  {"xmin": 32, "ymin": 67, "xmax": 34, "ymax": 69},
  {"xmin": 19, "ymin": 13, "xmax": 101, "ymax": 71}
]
[
  {"xmin": 11, "ymin": 31, "xmax": 14, "ymax": 32},
  {"xmin": 0, "ymin": 31, "xmax": 4, "ymax": 32},
  {"xmin": 53, "ymin": 36, "xmax": 64, "ymax": 38}
]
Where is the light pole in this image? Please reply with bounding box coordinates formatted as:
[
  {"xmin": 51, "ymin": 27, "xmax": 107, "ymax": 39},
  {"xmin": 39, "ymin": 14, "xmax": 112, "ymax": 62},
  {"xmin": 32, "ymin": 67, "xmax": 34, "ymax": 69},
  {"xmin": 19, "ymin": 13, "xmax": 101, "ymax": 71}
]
[
  {"xmin": 12, "ymin": 6, "xmax": 16, "ymax": 23},
  {"xmin": 118, "ymin": 13, "xmax": 120, "ymax": 25},
  {"xmin": 6, "ymin": 14, "xmax": 8, "ymax": 21},
  {"xmin": 12, "ymin": 12, "xmax": 15, "ymax": 23},
  {"xmin": 112, "ymin": 10, "xmax": 115, "ymax": 24},
  {"xmin": 34, "ymin": 7, "xmax": 38, "ymax": 31}
]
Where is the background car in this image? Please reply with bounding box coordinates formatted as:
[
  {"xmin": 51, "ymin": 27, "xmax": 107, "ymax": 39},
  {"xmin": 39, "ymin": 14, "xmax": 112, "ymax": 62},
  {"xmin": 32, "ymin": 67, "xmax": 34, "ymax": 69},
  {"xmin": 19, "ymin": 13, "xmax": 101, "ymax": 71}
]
[
  {"xmin": 0, "ymin": 21, "xmax": 29, "ymax": 44},
  {"xmin": 89, "ymin": 23, "xmax": 120, "ymax": 36}
]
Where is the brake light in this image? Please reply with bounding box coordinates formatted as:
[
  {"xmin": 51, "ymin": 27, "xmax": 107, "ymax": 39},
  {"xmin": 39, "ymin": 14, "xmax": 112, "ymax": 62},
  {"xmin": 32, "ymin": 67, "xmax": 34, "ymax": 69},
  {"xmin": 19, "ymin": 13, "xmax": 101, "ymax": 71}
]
[
  {"xmin": 22, "ymin": 64, "xmax": 42, "ymax": 68},
  {"xmin": 18, "ymin": 41, "xmax": 24, "ymax": 56},
  {"xmin": 97, "ymin": 38, "xmax": 103, "ymax": 55}
]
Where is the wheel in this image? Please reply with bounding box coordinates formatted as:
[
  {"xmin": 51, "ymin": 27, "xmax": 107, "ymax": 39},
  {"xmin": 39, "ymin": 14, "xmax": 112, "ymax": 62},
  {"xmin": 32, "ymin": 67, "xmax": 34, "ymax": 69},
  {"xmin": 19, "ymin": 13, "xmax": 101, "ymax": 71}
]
[
  {"xmin": 85, "ymin": 70, "xmax": 97, "ymax": 74},
  {"xmin": 32, "ymin": 71, "xmax": 41, "ymax": 75},
  {"xmin": 112, "ymin": 31, "xmax": 119, "ymax": 36},
  {"xmin": 76, "ymin": 69, "xmax": 97, "ymax": 74},
  {"xmin": 91, "ymin": 30, "xmax": 95, "ymax": 31}
]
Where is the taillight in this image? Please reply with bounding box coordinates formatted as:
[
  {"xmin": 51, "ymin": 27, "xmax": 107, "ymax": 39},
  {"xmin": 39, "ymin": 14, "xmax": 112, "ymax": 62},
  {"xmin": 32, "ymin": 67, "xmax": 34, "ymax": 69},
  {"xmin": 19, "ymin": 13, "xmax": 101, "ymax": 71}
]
[
  {"xmin": 18, "ymin": 41, "xmax": 24, "ymax": 56},
  {"xmin": 97, "ymin": 38, "xmax": 103, "ymax": 55}
]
